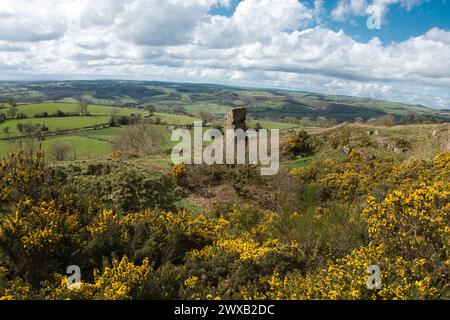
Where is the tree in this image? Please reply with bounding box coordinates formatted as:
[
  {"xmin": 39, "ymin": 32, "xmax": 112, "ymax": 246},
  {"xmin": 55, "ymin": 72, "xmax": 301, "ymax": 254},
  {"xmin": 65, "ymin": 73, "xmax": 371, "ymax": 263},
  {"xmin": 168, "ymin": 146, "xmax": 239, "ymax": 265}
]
[
  {"xmin": 77, "ymin": 101, "xmax": 89, "ymax": 116},
  {"xmin": 113, "ymin": 123, "xmax": 165, "ymax": 157},
  {"xmin": 299, "ymin": 117, "xmax": 312, "ymax": 128},
  {"xmin": 316, "ymin": 116, "xmax": 329, "ymax": 127},
  {"xmin": 7, "ymin": 105, "xmax": 18, "ymax": 119},
  {"xmin": 109, "ymin": 109, "xmax": 121, "ymax": 126},
  {"xmin": 377, "ymin": 114, "xmax": 395, "ymax": 127},
  {"xmin": 17, "ymin": 122, "xmax": 43, "ymax": 137},
  {"xmin": 145, "ymin": 105, "xmax": 156, "ymax": 117},
  {"xmin": 2, "ymin": 126, "xmax": 10, "ymax": 138},
  {"xmin": 16, "ymin": 122, "xmax": 45, "ymax": 156},
  {"xmin": 49, "ymin": 141, "xmax": 73, "ymax": 161},
  {"xmin": 254, "ymin": 122, "xmax": 263, "ymax": 132},
  {"xmin": 7, "ymin": 97, "xmax": 17, "ymax": 108},
  {"xmin": 199, "ymin": 111, "xmax": 214, "ymax": 125}
]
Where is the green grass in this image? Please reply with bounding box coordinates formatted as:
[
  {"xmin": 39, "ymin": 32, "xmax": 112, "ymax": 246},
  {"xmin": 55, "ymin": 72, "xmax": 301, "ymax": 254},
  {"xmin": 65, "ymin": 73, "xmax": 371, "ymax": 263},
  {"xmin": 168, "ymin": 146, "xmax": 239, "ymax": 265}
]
[
  {"xmin": 248, "ymin": 120, "xmax": 299, "ymax": 130},
  {"xmin": 153, "ymin": 113, "xmax": 199, "ymax": 125},
  {"xmin": 284, "ymin": 156, "xmax": 316, "ymax": 169},
  {"xmin": 1, "ymin": 102, "xmax": 145, "ymax": 118},
  {"xmin": 77, "ymin": 127, "xmax": 126, "ymax": 142},
  {"xmin": 41, "ymin": 136, "xmax": 113, "ymax": 160},
  {"xmin": 183, "ymin": 103, "xmax": 232, "ymax": 115},
  {"xmin": 0, "ymin": 116, "xmax": 111, "ymax": 138},
  {"xmin": 0, "ymin": 135, "xmax": 112, "ymax": 160},
  {"xmin": 0, "ymin": 141, "xmax": 18, "ymax": 158}
]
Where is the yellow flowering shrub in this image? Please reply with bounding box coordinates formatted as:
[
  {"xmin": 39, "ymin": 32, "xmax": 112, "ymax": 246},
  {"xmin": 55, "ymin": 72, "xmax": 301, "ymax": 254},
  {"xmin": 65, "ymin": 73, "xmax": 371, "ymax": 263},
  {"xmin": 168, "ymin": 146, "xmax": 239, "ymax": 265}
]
[
  {"xmin": 0, "ymin": 276, "xmax": 35, "ymax": 300},
  {"xmin": 0, "ymin": 151, "xmax": 52, "ymax": 207},
  {"xmin": 257, "ymin": 171, "xmax": 449, "ymax": 300},
  {"xmin": 0, "ymin": 150, "xmax": 448, "ymax": 300},
  {"xmin": 182, "ymin": 236, "xmax": 306, "ymax": 300},
  {"xmin": 172, "ymin": 163, "xmax": 187, "ymax": 179},
  {"xmin": 48, "ymin": 257, "xmax": 151, "ymax": 300},
  {"xmin": 282, "ymin": 130, "xmax": 313, "ymax": 159},
  {"xmin": 0, "ymin": 199, "xmax": 81, "ymax": 285}
]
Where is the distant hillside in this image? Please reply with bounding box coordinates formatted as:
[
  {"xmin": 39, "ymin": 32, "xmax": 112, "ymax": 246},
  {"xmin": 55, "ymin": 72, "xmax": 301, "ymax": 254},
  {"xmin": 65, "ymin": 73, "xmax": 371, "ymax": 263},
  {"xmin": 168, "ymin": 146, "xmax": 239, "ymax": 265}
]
[{"xmin": 0, "ymin": 80, "xmax": 448, "ymax": 123}]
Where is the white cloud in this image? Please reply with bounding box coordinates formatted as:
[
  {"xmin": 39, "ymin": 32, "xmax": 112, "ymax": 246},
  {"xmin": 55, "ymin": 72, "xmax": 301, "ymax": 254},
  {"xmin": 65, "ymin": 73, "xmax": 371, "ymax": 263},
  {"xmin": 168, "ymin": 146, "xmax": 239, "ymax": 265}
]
[
  {"xmin": 0, "ymin": 0, "xmax": 448, "ymax": 109},
  {"xmin": 192, "ymin": 0, "xmax": 314, "ymax": 48},
  {"xmin": 0, "ymin": 0, "xmax": 69, "ymax": 42},
  {"xmin": 332, "ymin": 0, "xmax": 426, "ymax": 22},
  {"xmin": 332, "ymin": 0, "xmax": 367, "ymax": 21}
]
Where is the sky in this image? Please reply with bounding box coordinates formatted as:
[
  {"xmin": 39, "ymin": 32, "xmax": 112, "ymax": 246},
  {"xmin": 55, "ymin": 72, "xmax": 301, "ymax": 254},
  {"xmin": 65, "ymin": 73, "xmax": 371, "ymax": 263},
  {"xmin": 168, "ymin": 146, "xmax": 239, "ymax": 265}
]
[{"xmin": 0, "ymin": 0, "xmax": 449, "ymax": 108}]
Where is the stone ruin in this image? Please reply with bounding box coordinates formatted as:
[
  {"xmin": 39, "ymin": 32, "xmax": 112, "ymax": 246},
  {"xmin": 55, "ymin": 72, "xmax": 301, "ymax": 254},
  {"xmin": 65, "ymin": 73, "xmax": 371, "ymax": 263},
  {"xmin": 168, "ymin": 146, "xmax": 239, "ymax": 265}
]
[{"xmin": 225, "ymin": 107, "xmax": 247, "ymax": 131}]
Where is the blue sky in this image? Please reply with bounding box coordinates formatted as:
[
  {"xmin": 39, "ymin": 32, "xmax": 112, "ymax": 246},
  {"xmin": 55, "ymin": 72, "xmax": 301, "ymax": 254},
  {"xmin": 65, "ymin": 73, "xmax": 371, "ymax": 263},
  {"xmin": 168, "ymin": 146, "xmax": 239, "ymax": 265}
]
[
  {"xmin": 210, "ymin": 0, "xmax": 450, "ymax": 43},
  {"xmin": 326, "ymin": 0, "xmax": 450, "ymax": 42},
  {"xmin": 0, "ymin": 0, "xmax": 449, "ymax": 108}
]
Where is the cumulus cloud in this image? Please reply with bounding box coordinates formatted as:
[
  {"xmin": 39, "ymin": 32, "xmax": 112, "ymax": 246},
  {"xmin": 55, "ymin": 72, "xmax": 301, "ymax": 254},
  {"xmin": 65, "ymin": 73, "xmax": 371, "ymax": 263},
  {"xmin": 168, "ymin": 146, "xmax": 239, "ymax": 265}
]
[
  {"xmin": 0, "ymin": 0, "xmax": 69, "ymax": 42},
  {"xmin": 331, "ymin": 0, "xmax": 427, "ymax": 22},
  {"xmin": 192, "ymin": 0, "xmax": 314, "ymax": 48},
  {"xmin": 0, "ymin": 0, "xmax": 448, "ymax": 108}
]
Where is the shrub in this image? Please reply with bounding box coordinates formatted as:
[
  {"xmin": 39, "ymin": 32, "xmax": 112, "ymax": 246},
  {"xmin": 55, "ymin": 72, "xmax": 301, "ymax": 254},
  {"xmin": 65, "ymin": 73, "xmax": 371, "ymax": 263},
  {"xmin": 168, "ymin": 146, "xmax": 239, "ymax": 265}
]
[
  {"xmin": 112, "ymin": 123, "xmax": 165, "ymax": 157},
  {"xmin": 49, "ymin": 141, "xmax": 74, "ymax": 161},
  {"xmin": 282, "ymin": 130, "xmax": 313, "ymax": 159},
  {"xmin": 71, "ymin": 163, "xmax": 181, "ymax": 212}
]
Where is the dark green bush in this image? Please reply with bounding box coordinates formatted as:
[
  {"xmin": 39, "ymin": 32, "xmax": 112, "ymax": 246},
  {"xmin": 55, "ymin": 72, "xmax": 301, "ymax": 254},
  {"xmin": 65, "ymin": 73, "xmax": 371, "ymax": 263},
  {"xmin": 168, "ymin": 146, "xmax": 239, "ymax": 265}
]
[{"xmin": 70, "ymin": 163, "xmax": 182, "ymax": 212}]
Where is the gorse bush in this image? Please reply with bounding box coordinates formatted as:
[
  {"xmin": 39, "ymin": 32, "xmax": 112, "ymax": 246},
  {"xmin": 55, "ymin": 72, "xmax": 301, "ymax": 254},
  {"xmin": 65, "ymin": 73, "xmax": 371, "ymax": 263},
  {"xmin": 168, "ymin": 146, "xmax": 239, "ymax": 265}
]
[
  {"xmin": 68, "ymin": 162, "xmax": 182, "ymax": 212},
  {"xmin": 0, "ymin": 151, "xmax": 448, "ymax": 300},
  {"xmin": 282, "ymin": 130, "xmax": 314, "ymax": 159},
  {"xmin": 260, "ymin": 181, "xmax": 449, "ymax": 300}
]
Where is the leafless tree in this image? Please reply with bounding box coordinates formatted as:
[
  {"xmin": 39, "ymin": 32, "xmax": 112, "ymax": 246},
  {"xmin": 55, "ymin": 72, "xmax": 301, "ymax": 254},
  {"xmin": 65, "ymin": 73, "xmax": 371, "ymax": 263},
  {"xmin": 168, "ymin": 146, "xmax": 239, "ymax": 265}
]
[
  {"xmin": 7, "ymin": 106, "xmax": 18, "ymax": 119},
  {"xmin": 8, "ymin": 97, "xmax": 17, "ymax": 108},
  {"xmin": 377, "ymin": 114, "xmax": 395, "ymax": 127},
  {"xmin": 113, "ymin": 122, "xmax": 165, "ymax": 157},
  {"xmin": 145, "ymin": 105, "xmax": 156, "ymax": 117},
  {"xmin": 199, "ymin": 111, "xmax": 214, "ymax": 125},
  {"xmin": 77, "ymin": 101, "xmax": 89, "ymax": 116},
  {"xmin": 49, "ymin": 141, "xmax": 73, "ymax": 161},
  {"xmin": 109, "ymin": 108, "xmax": 121, "ymax": 126},
  {"xmin": 2, "ymin": 126, "xmax": 10, "ymax": 138}
]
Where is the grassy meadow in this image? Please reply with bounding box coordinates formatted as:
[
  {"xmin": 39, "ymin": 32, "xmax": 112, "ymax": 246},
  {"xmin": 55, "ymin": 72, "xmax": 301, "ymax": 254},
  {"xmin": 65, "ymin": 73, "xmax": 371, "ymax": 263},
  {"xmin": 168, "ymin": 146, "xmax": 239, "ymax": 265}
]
[{"xmin": 0, "ymin": 102, "xmax": 324, "ymax": 161}]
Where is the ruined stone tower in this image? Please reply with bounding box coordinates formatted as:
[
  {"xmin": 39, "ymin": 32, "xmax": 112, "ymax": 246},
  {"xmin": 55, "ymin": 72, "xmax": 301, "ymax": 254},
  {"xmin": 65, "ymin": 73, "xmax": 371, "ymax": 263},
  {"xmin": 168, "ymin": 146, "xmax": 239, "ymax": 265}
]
[{"xmin": 225, "ymin": 107, "xmax": 247, "ymax": 131}]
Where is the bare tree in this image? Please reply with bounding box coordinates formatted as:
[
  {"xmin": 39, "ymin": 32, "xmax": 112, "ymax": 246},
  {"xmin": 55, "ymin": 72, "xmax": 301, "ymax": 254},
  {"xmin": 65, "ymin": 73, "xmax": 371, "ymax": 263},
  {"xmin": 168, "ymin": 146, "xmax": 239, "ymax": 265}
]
[
  {"xmin": 2, "ymin": 126, "xmax": 10, "ymax": 138},
  {"xmin": 377, "ymin": 114, "xmax": 395, "ymax": 127},
  {"xmin": 316, "ymin": 116, "xmax": 329, "ymax": 127},
  {"xmin": 7, "ymin": 105, "xmax": 18, "ymax": 119},
  {"xmin": 77, "ymin": 101, "xmax": 89, "ymax": 116},
  {"xmin": 113, "ymin": 122, "xmax": 165, "ymax": 157},
  {"xmin": 16, "ymin": 122, "xmax": 45, "ymax": 156},
  {"xmin": 109, "ymin": 108, "xmax": 121, "ymax": 126},
  {"xmin": 49, "ymin": 141, "xmax": 73, "ymax": 161},
  {"xmin": 145, "ymin": 105, "xmax": 156, "ymax": 117},
  {"xmin": 199, "ymin": 111, "xmax": 214, "ymax": 125},
  {"xmin": 8, "ymin": 97, "xmax": 17, "ymax": 108}
]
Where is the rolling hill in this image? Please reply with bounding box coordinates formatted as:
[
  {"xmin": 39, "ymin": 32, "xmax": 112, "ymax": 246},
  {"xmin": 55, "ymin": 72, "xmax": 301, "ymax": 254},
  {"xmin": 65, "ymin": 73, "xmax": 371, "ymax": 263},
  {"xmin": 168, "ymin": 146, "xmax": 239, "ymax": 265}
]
[{"xmin": 1, "ymin": 80, "xmax": 448, "ymax": 123}]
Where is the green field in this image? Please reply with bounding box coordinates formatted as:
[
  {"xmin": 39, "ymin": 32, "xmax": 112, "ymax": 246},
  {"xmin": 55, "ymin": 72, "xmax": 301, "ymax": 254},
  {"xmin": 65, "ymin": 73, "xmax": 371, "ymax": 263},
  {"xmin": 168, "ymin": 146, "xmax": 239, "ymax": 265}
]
[
  {"xmin": 153, "ymin": 112, "xmax": 200, "ymax": 125},
  {"xmin": 181, "ymin": 103, "xmax": 232, "ymax": 115},
  {"xmin": 77, "ymin": 127, "xmax": 126, "ymax": 142},
  {"xmin": 0, "ymin": 102, "xmax": 199, "ymax": 159},
  {"xmin": 0, "ymin": 116, "xmax": 111, "ymax": 139},
  {"xmin": 0, "ymin": 124, "xmax": 176, "ymax": 160},
  {"xmin": 2, "ymin": 100, "xmax": 436, "ymax": 163},
  {"xmin": 0, "ymin": 136, "xmax": 111, "ymax": 160},
  {"xmin": 248, "ymin": 119, "xmax": 299, "ymax": 130},
  {"xmin": 1, "ymin": 102, "xmax": 145, "ymax": 118},
  {"xmin": 1, "ymin": 81, "xmax": 448, "ymax": 124}
]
